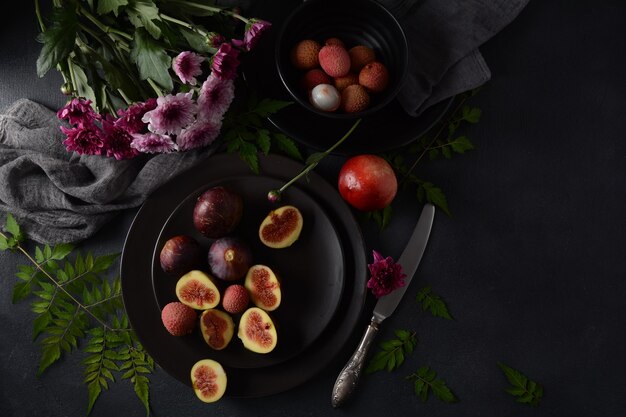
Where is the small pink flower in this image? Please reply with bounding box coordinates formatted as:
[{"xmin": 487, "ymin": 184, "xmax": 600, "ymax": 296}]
[
  {"xmin": 176, "ymin": 119, "xmax": 222, "ymax": 151},
  {"xmin": 206, "ymin": 32, "xmax": 226, "ymax": 48},
  {"xmin": 60, "ymin": 124, "xmax": 104, "ymax": 155},
  {"xmin": 131, "ymin": 132, "xmax": 177, "ymax": 153},
  {"xmin": 57, "ymin": 98, "xmax": 100, "ymax": 126},
  {"xmin": 366, "ymin": 250, "xmax": 406, "ymax": 298},
  {"xmin": 243, "ymin": 19, "xmax": 271, "ymax": 51},
  {"xmin": 115, "ymin": 98, "xmax": 157, "ymax": 134},
  {"xmin": 142, "ymin": 92, "xmax": 197, "ymax": 135},
  {"xmin": 197, "ymin": 73, "xmax": 235, "ymax": 122},
  {"xmin": 211, "ymin": 42, "xmax": 240, "ymax": 80},
  {"xmin": 102, "ymin": 120, "xmax": 139, "ymax": 160},
  {"xmin": 173, "ymin": 51, "xmax": 205, "ymax": 86}
]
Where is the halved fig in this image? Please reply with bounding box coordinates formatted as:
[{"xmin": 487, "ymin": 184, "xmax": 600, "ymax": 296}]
[
  {"xmin": 175, "ymin": 270, "xmax": 220, "ymax": 310},
  {"xmin": 237, "ymin": 307, "xmax": 277, "ymax": 354},
  {"xmin": 159, "ymin": 235, "xmax": 203, "ymax": 275},
  {"xmin": 190, "ymin": 359, "xmax": 227, "ymax": 403},
  {"xmin": 258, "ymin": 205, "xmax": 303, "ymax": 249},
  {"xmin": 208, "ymin": 237, "xmax": 252, "ymax": 281},
  {"xmin": 200, "ymin": 309, "xmax": 234, "ymax": 350},
  {"xmin": 244, "ymin": 265, "xmax": 281, "ymax": 311},
  {"xmin": 193, "ymin": 186, "xmax": 243, "ymax": 238}
]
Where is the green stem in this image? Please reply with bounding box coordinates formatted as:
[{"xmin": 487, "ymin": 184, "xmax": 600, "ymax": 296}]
[
  {"xmin": 34, "ymin": 0, "xmax": 45, "ymax": 32},
  {"xmin": 147, "ymin": 78, "xmax": 163, "ymax": 97},
  {"xmin": 160, "ymin": 13, "xmax": 207, "ymax": 36},
  {"xmin": 67, "ymin": 57, "xmax": 78, "ymax": 96},
  {"xmin": 276, "ymin": 119, "xmax": 362, "ymax": 195},
  {"xmin": 79, "ymin": 6, "xmax": 133, "ymax": 40},
  {"xmin": 180, "ymin": 0, "xmax": 250, "ymax": 24}
]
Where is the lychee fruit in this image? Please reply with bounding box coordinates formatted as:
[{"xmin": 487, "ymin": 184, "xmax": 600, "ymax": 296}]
[
  {"xmin": 222, "ymin": 284, "xmax": 250, "ymax": 314},
  {"xmin": 341, "ymin": 84, "xmax": 370, "ymax": 113},
  {"xmin": 309, "ymin": 84, "xmax": 341, "ymax": 112},
  {"xmin": 325, "ymin": 37, "xmax": 345, "ymax": 48},
  {"xmin": 349, "ymin": 45, "xmax": 376, "ymax": 73},
  {"xmin": 301, "ymin": 69, "xmax": 331, "ymax": 91},
  {"xmin": 318, "ymin": 45, "xmax": 351, "ymax": 77},
  {"xmin": 161, "ymin": 302, "xmax": 197, "ymax": 336},
  {"xmin": 290, "ymin": 40, "xmax": 321, "ymax": 70},
  {"xmin": 359, "ymin": 61, "xmax": 389, "ymax": 93},
  {"xmin": 333, "ymin": 73, "xmax": 359, "ymax": 92}
]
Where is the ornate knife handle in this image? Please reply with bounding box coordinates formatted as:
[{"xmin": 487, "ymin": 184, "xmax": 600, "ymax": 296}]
[{"xmin": 331, "ymin": 317, "xmax": 380, "ymax": 408}]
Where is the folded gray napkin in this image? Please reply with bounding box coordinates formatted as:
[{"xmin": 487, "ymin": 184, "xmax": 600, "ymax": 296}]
[
  {"xmin": 377, "ymin": 0, "xmax": 529, "ymax": 116},
  {"xmin": 0, "ymin": 99, "xmax": 212, "ymax": 244}
]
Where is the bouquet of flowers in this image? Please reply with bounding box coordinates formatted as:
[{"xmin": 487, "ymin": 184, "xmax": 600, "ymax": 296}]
[{"xmin": 36, "ymin": 0, "xmax": 272, "ymax": 159}]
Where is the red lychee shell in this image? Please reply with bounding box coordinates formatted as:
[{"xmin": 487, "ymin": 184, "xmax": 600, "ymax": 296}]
[
  {"xmin": 222, "ymin": 285, "xmax": 250, "ymax": 314},
  {"xmin": 161, "ymin": 302, "xmax": 197, "ymax": 336},
  {"xmin": 325, "ymin": 37, "xmax": 345, "ymax": 48},
  {"xmin": 341, "ymin": 84, "xmax": 370, "ymax": 113},
  {"xmin": 359, "ymin": 61, "xmax": 389, "ymax": 93},
  {"xmin": 290, "ymin": 40, "xmax": 321, "ymax": 70},
  {"xmin": 318, "ymin": 45, "xmax": 351, "ymax": 78},
  {"xmin": 349, "ymin": 45, "xmax": 376, "ymax": 73},
  {"xmin": 333, "ymin": 73, "xmax": 359, "ymax": 92},
  {"xmin": 301, "ymin": 69, "xmax": 331, "ymax": 91}
]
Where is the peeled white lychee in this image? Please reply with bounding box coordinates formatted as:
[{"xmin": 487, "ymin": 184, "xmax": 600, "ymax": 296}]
[{"xmin": 309, "ymin": 84, "xmax": 340, "ymax": 112}]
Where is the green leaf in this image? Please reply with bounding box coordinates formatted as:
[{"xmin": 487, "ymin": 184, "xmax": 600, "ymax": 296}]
[
  {"xmin": 272, "ymin": 133, "xmax": 303, "ymax": 161},
  {"xmin": 498, "ymin": 362, "xmax": 543, "ymax": 406},
  {"xmin": 71, "ymin": 64, "xmax": 97, "ymax": 104},
  {"xmin": 420, "ymin": 182, "xmax": 450, "ymax": 216},
  {"xmin": 238, "ymin": 141, "xmax": 259, "ymax": 174},
  {"xmin": 0, "ymin": 235, "xmax": 8, "ymax": 250},
  {"xmin": 92, "ymin": 253, "xmax": 120, "ymax": 273},
  {"xmin": 133, "ymin": 375, "xmax": 150, "ymax": 415},
  {"xmin": 32, "ymin": 312, "xmax": 52, "ymax": 341},
  {"xmin": 5, "ymin": 213, "xmax": 21, "ymax": 237},
  {"xmin": 256, "ymin": 129, "xmax": 271, "ymax": 155},
  {"xmin": 408, "ymin": 366, "xmax": 457, "ymax": 403},
  {"xmin": 12, "ymin": 281, "xmax": 32, "ymax": 304},
  {"xmin": 86, "ymin": 380, "xmax": 102, "ymax": 415},
  {"xmin": 38, "ymin": 344, "xmax": 61, "ymax": 375},
  {"xmin": 416, "ymin": 286, "xmax": 453, "ymax": 320},
  {"xmin": 97, "ymin": 0, "xmax": 129, "ymax": 16},
  {"xmin": 126, "ymin": 0, "xmax": 162, "ymax": 39},
  {"xmin": 36, "ymin": 7, "xmax": 78, "ymax": 77},
  {"xmin": 450, "ymin": 136, "xmax": 474, "ymax": 154},
  {"xmin": 254, "ymin": 99, "xmax": 292, "ymax": 117},
  {"xmin": 130, "ymin": 28, "xmax": 173, "ymax": 91},
  {"xmin": 365, "ymin": 330, "xmax": 417, "ymax": 374},
  {"xmin": 462, "ymin": 106, "xmax": 482, "ymax": 123},
  {"xmin": 179, "ymin": 27, "xmax": 211, "ymax": 53}
]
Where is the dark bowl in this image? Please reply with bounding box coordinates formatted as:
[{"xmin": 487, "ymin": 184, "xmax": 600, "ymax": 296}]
[{"xmin": 275, "ymin": 0, "xmax": 408, "ymax": 119}]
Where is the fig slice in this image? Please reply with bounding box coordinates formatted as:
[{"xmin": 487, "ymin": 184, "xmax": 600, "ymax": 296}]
[
  {"xmin": 200, "ymin": 309, "xmax": 234, "ymax": 350},
  {"xmin": 258, "ymin": 205, "xmax": 303, "ymax": 249},
  {"xmin": 237, "ymin": 307, "xmax": 277, "ymax": 354},
  {"xmin": 244, "ymin": 265, "xmax": 281, "ymax": 311},
  {"xmin": 190, "ymin": 359, "xmax": 227, "ymax": 403},
  {"xmin": 175, "ymin": 270, "xmax": 220, "ymax": 310}
]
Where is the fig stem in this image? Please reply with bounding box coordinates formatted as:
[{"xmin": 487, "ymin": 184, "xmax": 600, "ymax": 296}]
[{"xmin": 272, "ymin": 119, "xmax": 362, "ymax": 199}]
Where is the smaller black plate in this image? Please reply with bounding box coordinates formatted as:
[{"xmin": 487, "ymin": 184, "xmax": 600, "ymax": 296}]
[{"xmin": 152, "ymin": 175, "xmax": 345, "ymax": 368}]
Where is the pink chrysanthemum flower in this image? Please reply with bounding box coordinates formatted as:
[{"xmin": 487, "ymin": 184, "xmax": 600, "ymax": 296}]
[
  {"xmin": 197, "ymin": 73, "xmax": 235, "ymax": 122},
  {"xmin": 211, "ymin": 42, "xmax": 240, "ymax": 80},
  {"xmin": 60, "ymin": 124, "xmax": 104, "ymax": 155},
  {"xmin": 366, "ymin": 250, "xmax": 407, "ymax": 298},
  {"xmin": 130, "ymin": 132, "xmax": 177, "ymax": 153},
  {"xmin": 206, "ymin": 32, "xmax": 226, "ymax": 48},
  {"xmin": 102, "ymin": 121, "xmax": 139, "ymax": 160},
  {"xmin": 173, "ymin": 51, "xmax": 205, "ymax": 86},
  {"xmin": 243, "ymin": 19, "xmax": 271, "ymax": 51},
  {"xmin": 57, "ymin": 98, "xmax": 100, "ymax": 126},
  {"xmin": 115, "ymin": 98, "xmax": 157, "ymax": 134},
  {"xmin": 142, "ymin": 92, "xmax": 197, "ymax": 135},
  {"xmin": 176, "ymin": 119, "xmax": 222, "ymax": 151}
]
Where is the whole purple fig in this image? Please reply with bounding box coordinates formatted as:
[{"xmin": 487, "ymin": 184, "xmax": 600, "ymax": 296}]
[
  {"xmin": 160, "ymin": 235, "xmax": 203, "ymax": 275},
  {"xmin": 193, "ymin": 186, "xmax": 243, "ymax": 238},
  {"xmin": 208, "ymin": 237, "xmax": 251, "ymax": 281}
]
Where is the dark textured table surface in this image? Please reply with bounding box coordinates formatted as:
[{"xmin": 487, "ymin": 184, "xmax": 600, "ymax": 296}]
[{"xmin": 2, "ymin": 1, "xmax": 626, "ymax": 416}]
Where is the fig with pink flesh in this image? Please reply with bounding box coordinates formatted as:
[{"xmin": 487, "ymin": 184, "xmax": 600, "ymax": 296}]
[
  {"xmin": 237, "ymin": 307, "xmax": 277, "ymax": 354},
  {"xmin": 208, "ymin": 237, "xmax": 252, "ymax": 281},
  {"xmin": 258, "ymin": 205, "xmax": 303, "ymax": 249},
  {"xmin": 190, "ymin": 359, "xmax": 227, "ymax": 403},
  {"xmin": 200, "ymin": 309, "xmax": 234, "ymax": 350},
  {"xmin": 244, "ymin": 265, "xmax": 281, "ymax": 311},
  {"xmin": 193, "ymin": 186, "xmax": 243, "ymax": 238},
  {"xmin": 159, "ymin": 235, "xmax": 203, "ymax": 275},
  {"xmin": 175, "ymin": 270, "xmax": 220, "ymax": 310}
]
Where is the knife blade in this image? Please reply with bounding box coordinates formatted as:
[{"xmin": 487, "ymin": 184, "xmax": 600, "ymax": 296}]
[{"xmin": 331, "ymin": 203, "xmax": 435, "ymax": 408}]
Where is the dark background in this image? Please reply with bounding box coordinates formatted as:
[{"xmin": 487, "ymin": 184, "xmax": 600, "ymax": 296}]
[{"xmin": 2, "ymin": 0, "xmax": 626, "ymax": 416}]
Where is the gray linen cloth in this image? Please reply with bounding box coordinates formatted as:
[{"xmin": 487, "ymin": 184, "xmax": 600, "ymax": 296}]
[
  {"xmin": 0, "ymin": 99, "xmax": 212, "ymax": 243},
  {"xmin": 378, "ymin": 0, "xmax": 529, "ymax": 116}
]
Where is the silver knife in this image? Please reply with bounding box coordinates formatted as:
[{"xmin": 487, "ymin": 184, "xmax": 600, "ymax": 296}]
[{"xmin": 331, "ymin": 203, "xmax": 436, "ymax": 408}]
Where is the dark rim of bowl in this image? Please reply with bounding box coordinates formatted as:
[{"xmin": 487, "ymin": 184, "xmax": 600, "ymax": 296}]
[{"xmin": 274, "ymin": 0, "xmax": 409, "ymax": 120}]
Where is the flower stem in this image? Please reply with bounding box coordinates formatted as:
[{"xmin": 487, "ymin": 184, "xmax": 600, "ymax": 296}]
[
  {"xmin": 160, "ymin": 13, "xmax": 207, "ymax": 37},
  {"xmin": 79, "ymin": 6, "xmax": 132, "ymax": 40},
  {"xmin": 180, "ymin": 0, "xmax": 250, "ymax": 24},
  {"xmin": 147, "ymin": 78, "xmax": 163, "ymax": 97},
  {"xmin": 34, "ymin": 0, "xmax": 45, "ymax": 32}
]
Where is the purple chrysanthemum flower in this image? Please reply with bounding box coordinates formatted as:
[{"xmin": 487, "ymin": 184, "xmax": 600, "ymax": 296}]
[
  {"xmin": 366, "ymin": 250, "xmax": 406, "ymax": 298},
  {"xmin": 130, "ymin": 132, "xmax": 177, "ymax": 154},
  {"xmin": 176, "ymin": 119, "xmax": 222, "ymax": 151},
  {"xmin": 211, "ymin": 42, "xmax": 240, "ymax": 80},
  {"xmin": 173, "ymin": 51, "xmax": 205, "ymax": 86},
  {"xmin": 101, "ymin": 121, "xmax": 139, "ymax": 160},
  {"xmin": 60, "ymin": 124, "xmax": 104, "ymax": 155},
  {"xmin": 115, "ymin": 98, "xmax": 157, "ymax": 134},
  {"xmin": 57, "ymin": 98, "xmax": 100, "ymax": 126},
  {"xmin": 142, "ymin": 92, "xmax": 197, "ymax": 135},
  {"xmin": 243, "ymin": 19, "xmax": 271, "ymax": 51},
  {"xmin": 206, "ymin": 32, "xmax": 226, "ymax": 48},
  {"xmin": 197, "ymin": 73, "xmax": 235, "ymax": 122}
]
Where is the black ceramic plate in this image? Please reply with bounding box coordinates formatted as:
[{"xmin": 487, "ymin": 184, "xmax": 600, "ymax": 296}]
[
  {"xmin": 241, "ymin": 0, "xmax": 453, "ymax": 154},
  {"xmin": 121, "ymin": 153, "xmax": 367, "ymax": 397},
  {"xmin": 151, "ymin": 175, "xmax": 345, "ymax": 368}
]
